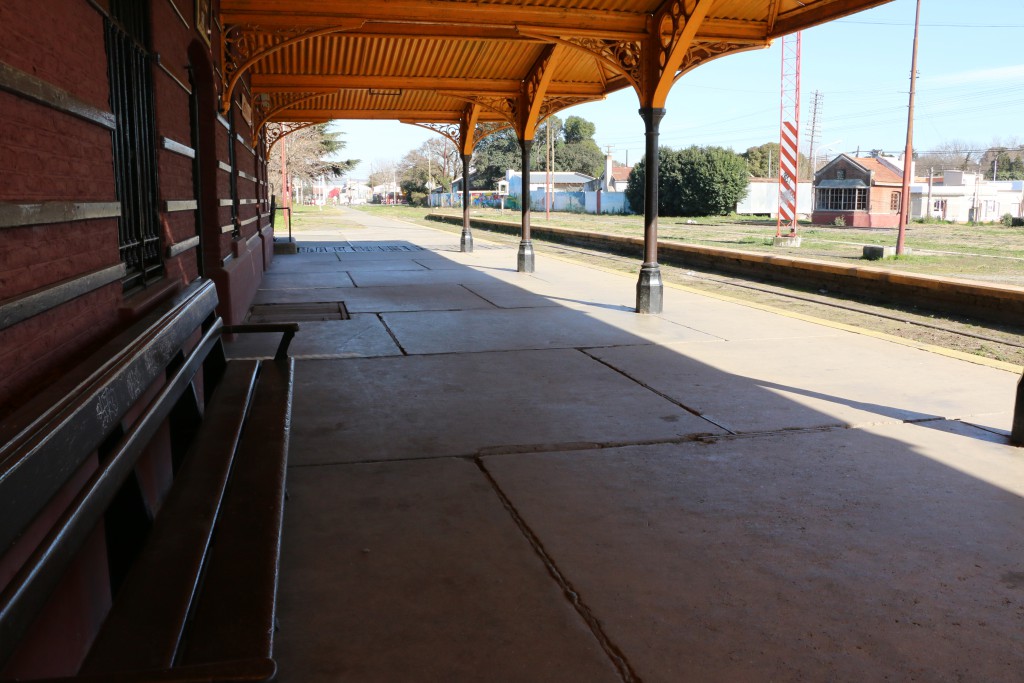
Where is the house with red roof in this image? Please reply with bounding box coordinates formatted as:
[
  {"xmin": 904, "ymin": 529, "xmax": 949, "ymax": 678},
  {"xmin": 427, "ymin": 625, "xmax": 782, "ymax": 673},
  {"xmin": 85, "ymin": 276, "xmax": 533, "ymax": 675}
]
[
  {"xmin": 811, "ymin": 154, "xmax": 907, "ymax": 228},
  {"xmin": 586, "ymin": 155, "xmax": 634, "ymax": 193}
]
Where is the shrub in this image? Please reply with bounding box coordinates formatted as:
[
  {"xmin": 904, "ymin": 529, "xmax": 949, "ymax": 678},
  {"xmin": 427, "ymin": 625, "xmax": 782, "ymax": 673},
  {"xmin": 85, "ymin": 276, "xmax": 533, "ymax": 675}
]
[
  {"xmin": 1001, "ymin": 213, "xmax": 1014, "ymax": 227},
  {"xmin": 833, "ymin": 215, "xmax": 846, "ymax": 227}
]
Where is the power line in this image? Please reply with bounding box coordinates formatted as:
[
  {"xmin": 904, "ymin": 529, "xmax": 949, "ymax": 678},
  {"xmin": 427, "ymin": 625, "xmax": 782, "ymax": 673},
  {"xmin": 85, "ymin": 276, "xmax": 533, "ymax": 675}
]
[{"xmin": 837, "ymin": 20, "xmax": 1024, "ymax": 28}]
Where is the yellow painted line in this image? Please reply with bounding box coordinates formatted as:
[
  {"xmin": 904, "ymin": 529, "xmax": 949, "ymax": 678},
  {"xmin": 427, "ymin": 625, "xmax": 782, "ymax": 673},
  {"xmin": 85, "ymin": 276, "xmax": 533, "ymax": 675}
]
[{"xmin": 539, "ymin": 248, "xmax": 1024, "ymax": 375}]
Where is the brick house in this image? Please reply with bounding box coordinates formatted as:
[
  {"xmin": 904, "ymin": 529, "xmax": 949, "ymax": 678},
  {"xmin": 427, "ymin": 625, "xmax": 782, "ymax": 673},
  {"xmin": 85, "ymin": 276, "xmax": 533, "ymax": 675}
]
[{"xmin": 811, "ymin": 154, "xmax": 907, "ymax": 228}]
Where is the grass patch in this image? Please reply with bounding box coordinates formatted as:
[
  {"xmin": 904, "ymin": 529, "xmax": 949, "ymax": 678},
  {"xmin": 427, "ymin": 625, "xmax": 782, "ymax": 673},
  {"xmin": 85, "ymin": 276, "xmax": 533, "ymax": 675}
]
[{"xmin": 352, "ymin": 205, "xmax": 1024, "ymax": 286}]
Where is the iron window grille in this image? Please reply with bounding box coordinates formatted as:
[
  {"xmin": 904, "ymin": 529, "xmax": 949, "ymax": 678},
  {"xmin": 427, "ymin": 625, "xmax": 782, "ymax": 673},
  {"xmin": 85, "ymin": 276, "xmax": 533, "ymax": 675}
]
[
  {"xmin": 105, "ymin": 0, "xmax": 162, "ymax": 292},
  {"xmin": 815, "ymin": 188, "xmax": 867, "ymax": 212}
]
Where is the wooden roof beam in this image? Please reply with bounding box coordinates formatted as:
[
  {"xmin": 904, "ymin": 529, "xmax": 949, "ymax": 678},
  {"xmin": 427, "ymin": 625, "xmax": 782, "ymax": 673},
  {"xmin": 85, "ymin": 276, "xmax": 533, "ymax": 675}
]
[
  {"xmin": 268, "ymin": 109, "xmax": 507, "ymax": 122},
  {"xmin": 220, "ymin": 1, "xmax": 649, "ymax": 34},
  {"xmin": 251, "ymin": 75, "xmax": 606, "ymax": 98},
  {"xmin": 771, "ymin": 0, "xmax": 895, "ymax": 38}
]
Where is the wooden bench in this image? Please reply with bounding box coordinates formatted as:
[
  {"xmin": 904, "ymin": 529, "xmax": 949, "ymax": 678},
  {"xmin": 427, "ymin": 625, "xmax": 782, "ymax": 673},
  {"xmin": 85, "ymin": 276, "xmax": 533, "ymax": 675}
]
[{"xmin": 0, "ymin": 278, "xmax": 298, "ymax": 682}]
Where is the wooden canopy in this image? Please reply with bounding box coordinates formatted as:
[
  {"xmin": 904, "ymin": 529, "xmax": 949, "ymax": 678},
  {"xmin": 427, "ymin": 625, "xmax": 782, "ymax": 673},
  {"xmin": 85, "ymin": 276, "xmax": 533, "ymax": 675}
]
[{"xmin": 220, "ymin": 0, "xmax": 893, "ymax": 150}]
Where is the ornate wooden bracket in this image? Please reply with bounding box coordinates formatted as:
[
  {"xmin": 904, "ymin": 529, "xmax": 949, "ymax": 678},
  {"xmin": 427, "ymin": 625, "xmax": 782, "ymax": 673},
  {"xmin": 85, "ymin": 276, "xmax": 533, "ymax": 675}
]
[
  {"xmin": 264, "ymin": 121, "xmax": 320, "ymax": 154},
  {"xmin": 408, "ymin": 105, "xmax": 512, "ymax": 156},
  {"xmin": 218, "ymin": 20, "xmax": 364, "ymax": 114},
  {"xmin": 518, "ymin": 0, "xmax": 761, "ymax": 109},
  {"xmin": 252, "ymin": 92, "xmax": 330, "ymax": 147},
  {"xmin": 672, "ymin": 41, "xmax": 766, "ymax": 83},
  {"xmin": 646, "ymin": 0, "xmax": 716, "ymax": 107},
  {"xmin": 518, "ymin": 44, "xmax": 561, "ymax": 139}
]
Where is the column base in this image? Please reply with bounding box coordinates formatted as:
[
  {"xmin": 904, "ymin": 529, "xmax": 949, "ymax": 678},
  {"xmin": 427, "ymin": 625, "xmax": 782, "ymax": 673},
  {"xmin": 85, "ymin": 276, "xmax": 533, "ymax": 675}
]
[
  {"xmin": 461, "ymin": 228, "xmax": 474, "ymax": 253},
  {"xmin": 636, "ymin": 263, "xmax": 663, "ymax": 314},
  {"xmin": 517, "ymin": 240, "xmax": 535, "ymax": 273}
]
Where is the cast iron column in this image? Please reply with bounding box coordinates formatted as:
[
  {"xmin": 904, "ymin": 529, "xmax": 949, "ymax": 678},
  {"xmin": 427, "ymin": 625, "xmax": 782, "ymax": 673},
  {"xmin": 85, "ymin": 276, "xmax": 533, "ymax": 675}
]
[
  {"xmin": 518, "ymin": 138, "xmax": 535, "ymax": 272},
  {"xmin": 637, "ymin": 107, "xmax": 666, "ymax": 313},
  {"xmin": 460, "ymin": 153, "xmax": 473, "ymax": 252},
  {"xmin": 1012, "ymin": 372, "xmax": 1024, "ymax": 446}
]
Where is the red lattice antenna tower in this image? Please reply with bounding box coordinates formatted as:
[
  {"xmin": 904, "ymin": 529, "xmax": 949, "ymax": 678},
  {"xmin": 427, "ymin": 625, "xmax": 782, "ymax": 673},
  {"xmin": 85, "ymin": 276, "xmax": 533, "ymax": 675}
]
[{"xmin": 776, "ymin": 32, "xmax": 801, "ymax": 237}]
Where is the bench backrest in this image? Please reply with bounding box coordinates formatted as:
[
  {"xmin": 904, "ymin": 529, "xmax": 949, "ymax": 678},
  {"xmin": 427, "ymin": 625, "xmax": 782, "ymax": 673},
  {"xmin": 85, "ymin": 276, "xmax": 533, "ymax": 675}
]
[{"xmin": 0, "ymin": 278, "xmax": 222, "ymax": 663}]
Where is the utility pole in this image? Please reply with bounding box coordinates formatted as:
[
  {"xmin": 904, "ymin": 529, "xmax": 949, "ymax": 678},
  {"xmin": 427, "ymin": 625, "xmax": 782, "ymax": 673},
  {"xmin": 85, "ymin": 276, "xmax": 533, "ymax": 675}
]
[
  {"xmin": 546, "ymin": 122, "xmax": 551, "ymax": 220},
  {"xmin": 897, "ymin": 0, "xmax": 922, "ymax": 255},
  {"xmin": 806, "ymin": 90, "xmax": 823, "ymax": 176}
]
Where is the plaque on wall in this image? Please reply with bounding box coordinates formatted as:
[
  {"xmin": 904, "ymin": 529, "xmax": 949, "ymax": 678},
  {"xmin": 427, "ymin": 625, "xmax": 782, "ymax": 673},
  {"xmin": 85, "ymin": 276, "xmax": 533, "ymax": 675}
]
[
  {"xmin": 196, "ymin": 0, "xmax": 212, "ymax": 46},
  {"xmin": 240, "ymin": 95, "xmax": 252, "ymax": 126}
]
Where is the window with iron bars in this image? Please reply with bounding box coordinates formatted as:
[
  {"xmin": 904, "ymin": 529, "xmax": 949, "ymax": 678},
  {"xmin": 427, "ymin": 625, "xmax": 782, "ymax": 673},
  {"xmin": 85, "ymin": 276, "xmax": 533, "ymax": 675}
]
[
  {"xmin": 106, "ymin": 0, "xmax": 162, "ymax": 292},
  {"xmin": 890, "ymin": 192, "xmax": 901, "ymax": 212},
  {"xmin": 816, "ymin": 187, "xmax": 867, "ymax": 212}
]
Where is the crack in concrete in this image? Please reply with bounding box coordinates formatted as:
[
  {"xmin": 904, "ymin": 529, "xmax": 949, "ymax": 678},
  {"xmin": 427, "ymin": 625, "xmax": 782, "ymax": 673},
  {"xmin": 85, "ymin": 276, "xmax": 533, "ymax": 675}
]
[
  {"xmin": 474, "ymin": 457, "xmax": 641, "ymax": 683},
  {"xmin": 578, "ymin": 348, "xmax": 738, "ymax": 435},
  {"xmin": 376, "ymin": 313, "xmax": 408, "ymax": 355}
]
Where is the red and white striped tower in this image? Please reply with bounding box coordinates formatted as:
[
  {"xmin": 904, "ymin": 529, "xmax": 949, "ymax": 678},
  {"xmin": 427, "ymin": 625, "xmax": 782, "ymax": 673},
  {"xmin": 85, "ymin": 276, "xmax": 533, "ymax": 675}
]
[{"xmin": 777, "ymin": 32, "xmax": 801, "ymax": 237}]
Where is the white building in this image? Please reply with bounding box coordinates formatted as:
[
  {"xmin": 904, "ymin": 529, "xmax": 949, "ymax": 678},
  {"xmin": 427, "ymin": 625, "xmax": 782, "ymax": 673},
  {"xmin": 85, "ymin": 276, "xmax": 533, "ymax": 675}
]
[
  {"xmin": 735, "ymin": 178, "xmax": 813, "ymax": 216},
  {"xmin": 506, "ymin": 169, "xmax": 595, "ymax": 196},
  {"xmin": 911, "ymin": 171, "xmax": 1024, "ymax": 222}
]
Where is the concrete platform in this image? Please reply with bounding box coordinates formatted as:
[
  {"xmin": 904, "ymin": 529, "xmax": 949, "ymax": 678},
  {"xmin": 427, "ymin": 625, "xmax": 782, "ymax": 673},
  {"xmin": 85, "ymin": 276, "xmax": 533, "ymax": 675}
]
[{"xmin": 248, "ymin": 208, "xmax": 1024, "ymax": 682}]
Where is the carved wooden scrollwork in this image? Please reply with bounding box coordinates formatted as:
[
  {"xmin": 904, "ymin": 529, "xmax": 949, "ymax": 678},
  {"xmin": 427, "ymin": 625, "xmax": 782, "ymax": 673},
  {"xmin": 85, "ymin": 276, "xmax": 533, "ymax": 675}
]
[
  {"xmin": 538, "ymin": 96, "xmax": 602, "ymax": 123},
  {"xmin": 252, "ymin": 92, "xmax": 329, "ymax": 145},
  {"xmin": 472, "ymin": 121, "xmax": 512, "ymax": 146},
  {"xmin": 264, "ymin": 121, "xmax": 320, "ymax": 153},
  {"xmin": 673, "ymin": 41, "xmax": 753, "ymax": 82},
  {"xmin": 413, "ymin": 122, "xmax": 464, "ymax": 148},
  {"xmin": 564, "ymin": 37, "xmax": 644, "ymax": 91},
  {"xmin": 218, "ymin": 20, "xmax": 363, "ymax": 114}
]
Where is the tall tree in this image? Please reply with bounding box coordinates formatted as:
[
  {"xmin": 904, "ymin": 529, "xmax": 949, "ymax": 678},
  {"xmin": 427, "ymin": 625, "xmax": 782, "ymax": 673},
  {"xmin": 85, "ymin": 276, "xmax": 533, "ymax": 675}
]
[
  {"xmin": 267, "ymin": 124, "xmax": 357, "ymax": 197},
  {"xmin": 470, "ymin": 128, "xmax": 520, "ymax": 190},
  {"xmin": 468, "ymin": 114, "xmax": 605, "ymax": 189},
  {"xmin": 742, "ymin": 142, "xmax": 811, "ymax": 180},
  {"xmin": 557, "ymin": 115, "xmax": 604, "ymax": 178}
]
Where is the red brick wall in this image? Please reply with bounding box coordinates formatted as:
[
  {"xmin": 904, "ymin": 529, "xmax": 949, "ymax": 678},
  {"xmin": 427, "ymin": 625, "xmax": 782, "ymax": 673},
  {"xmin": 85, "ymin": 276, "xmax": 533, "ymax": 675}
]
[
  {"xmin": 0, "ymin": 1, "xmax": 120, "ymax": 414},
  {"xmin": 0, "ymin": 0, "xmax": 109, "ymax": 111}
]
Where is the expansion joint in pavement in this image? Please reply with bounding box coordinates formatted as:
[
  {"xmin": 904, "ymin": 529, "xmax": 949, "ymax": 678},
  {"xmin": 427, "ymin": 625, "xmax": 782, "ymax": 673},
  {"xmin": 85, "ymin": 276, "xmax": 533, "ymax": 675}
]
[
  {"xmin": 578, "ymin": 348, "xmax": 737, "ymax": 435},
  {"xmin": 473, "ymin": 457, "xmax": 642, "ymax": 683},
  {"xmin": 377, "ymin": 313, "xmax": 409, "ymax": 355}
]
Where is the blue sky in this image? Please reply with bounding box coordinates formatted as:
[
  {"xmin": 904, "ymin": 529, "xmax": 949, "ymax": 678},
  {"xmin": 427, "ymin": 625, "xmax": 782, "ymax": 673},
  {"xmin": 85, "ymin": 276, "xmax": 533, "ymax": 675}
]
[{"xmin": 335, "ymin": 0, "xmax": 1024, "ymax": 179}]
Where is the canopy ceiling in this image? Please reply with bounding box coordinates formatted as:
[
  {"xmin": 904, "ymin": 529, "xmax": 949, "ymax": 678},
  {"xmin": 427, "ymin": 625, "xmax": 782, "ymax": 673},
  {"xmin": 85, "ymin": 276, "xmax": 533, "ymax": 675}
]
[{"xmin": 219, "ymin": 0, "xmax": 893, "ymax": 145}]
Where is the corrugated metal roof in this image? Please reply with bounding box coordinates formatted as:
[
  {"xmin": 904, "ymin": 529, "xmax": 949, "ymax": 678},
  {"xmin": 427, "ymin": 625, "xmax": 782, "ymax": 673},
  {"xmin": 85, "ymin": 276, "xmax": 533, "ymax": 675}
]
[{"xmin": 222, "ymin": 0, "xmax": 894, "ymax": 140}]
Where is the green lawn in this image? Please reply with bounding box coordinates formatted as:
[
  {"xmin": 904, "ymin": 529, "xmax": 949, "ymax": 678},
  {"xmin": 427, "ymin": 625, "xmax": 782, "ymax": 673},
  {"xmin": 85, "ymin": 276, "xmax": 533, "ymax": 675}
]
[{"xmin": 352, "ymin": 205, "xmax": 1024, "ymax": 286}]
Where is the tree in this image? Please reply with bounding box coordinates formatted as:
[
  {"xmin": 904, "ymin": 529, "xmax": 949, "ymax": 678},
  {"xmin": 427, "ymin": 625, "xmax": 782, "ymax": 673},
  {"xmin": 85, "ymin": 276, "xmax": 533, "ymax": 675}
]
[
  {"xmin": 267, "ymin": 124, "xmax": 357, "ymax": 197},
  {"xmin": 742, "ymin": 142, "xmax": 811, "ymax": 180},
  {"xmin": 677, "ymin": 146, "xmax": 750, "ymax": 215},
  {"xmin": 470, "ymin": 128, "xmax": 520, "ymax": 190},
  {"xmin": 979, "ymin": 140, "xmax": 1024, "ymax": 180},
  {"xmin": 626, "ymin": 145, "xmax": 749, "ymax": 217},
  {"xmin": 367, "ymin": 159, "xmax": 396, "ymax": 189},
  {"xmin": 397, "ymin": 138, "xmax": 460, "ymax": 197},
  {"xmin": 557, "ymin": 115, "xmax": 604, "ymax": 178},
  {"xmin": 914, "ymin": 139, "xmax": 982, "ymax": 173},
  {"xmin": 468, "ymin": 114, "xmax": 605, "ymax": 189}
]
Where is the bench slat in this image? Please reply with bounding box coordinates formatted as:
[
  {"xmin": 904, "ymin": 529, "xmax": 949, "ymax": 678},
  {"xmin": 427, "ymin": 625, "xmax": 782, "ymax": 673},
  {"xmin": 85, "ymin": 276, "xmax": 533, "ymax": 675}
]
[
  {"xmin": 80, "ymin": 361, "xmax": 260, "ymax": 675},
  {"xmin": 179, "ymin": 358, "xmax": 293, "ymax": 666}
]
